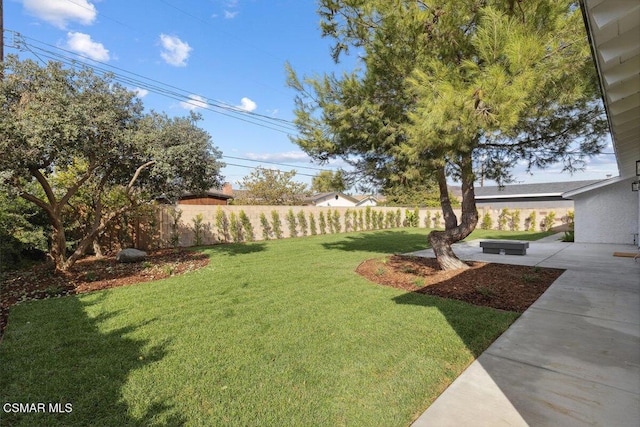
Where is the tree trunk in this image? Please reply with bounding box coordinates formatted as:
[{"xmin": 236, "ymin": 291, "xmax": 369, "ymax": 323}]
[
  {"xmin": 50, "ymin": 221, "xmax": 68, "ymax": 272},
  {"xmin": 431, "ymin": 155, "xmax": 479, "ymax": 271},
  {"xmin": 92, "ymin": 238, "xmax": 104, "ymax": 258}
]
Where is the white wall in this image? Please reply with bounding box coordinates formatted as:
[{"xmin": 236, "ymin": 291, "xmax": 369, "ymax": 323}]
[{"xmin": 573, "ymin": 178, "xmax": 639, "ymax": 244}]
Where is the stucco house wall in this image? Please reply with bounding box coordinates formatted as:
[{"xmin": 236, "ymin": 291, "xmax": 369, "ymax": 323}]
[{"xmin": 570, "ymin": 178, "xmax": 639, "ymax": 244}]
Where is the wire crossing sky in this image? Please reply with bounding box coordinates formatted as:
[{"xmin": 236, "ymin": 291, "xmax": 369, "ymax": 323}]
[{"xmin": 3, "ymin": 0, "xmax": 617, "ymax": 187}]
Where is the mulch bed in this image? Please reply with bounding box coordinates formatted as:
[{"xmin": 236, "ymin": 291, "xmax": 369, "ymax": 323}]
[{"xmin": 356, "ymin": 255, "xmax": 564, "ymax": 312}]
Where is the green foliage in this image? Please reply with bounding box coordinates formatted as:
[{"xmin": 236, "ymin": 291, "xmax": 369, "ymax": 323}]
[
  {"xmin": 412, "ymin": 207, "xmax": 420, "ymax": 227},
  {"xmin": 351, "ymin": 210, "xmax": 358, "ymax": 231},
  {"xmin": 270, "ymin": 210, "xmax": 284, "ymax": 239},
  {"xmin": 287, "ymin": 0, "xmax": 607, "ymax": 261},
  {"xmin": 481, "ymin": 212, "xmax": 493, "ymax": 230},
  {"xmin": 285, "ymin": 208, "xmax": 298, "ymax": 237},
  {"xmin": 385, "ymin": 211, "xmax": 395, "ymax": 228},
  {"xmin": 311, "ymin": 170, "xmax": 347, "ymax": 193},
  {"xmin": 498, "ymin": 209, "xmax": 509, "ymax": 231},
  {"xmin": 259, "ymin": 212, "xmax": 272, "ymax": 240},
  {"xmin": 0, "ymin": 57, "xmax": 224, "ymax": 270},
  {"xmin": 192, "ymin": 214, "xmax": 205, "ymax": 246},
  {"xmin": 423, "ymin": 212, "xmax": 431, "ymax": 229},
  {"xmin": 0, "ymin": 191, "xmax": 48, "ymax": 271},
  {"xmin": 236, "ymin": 168, "xmax": 309, "ymax": 205},
  {"xmin": 297, "ymin": 210, "xmax": 308, "ymax": 237},
  {"xmin": 358, "ymin": 209, "xmax": 364, "ymax": 230},
  {"xmin": 562, "ymin": 210, "xmax": 575, "ymax": 242},
  {"xmin": 543, "ymin": 211, "xmax": 556, "ymax": 231},
  {"xmin": 395, "ymin": 209, "xmax": 402, "ymax": 228},
  {"xmin": 433, "ymin": 212, "xmax": 442, "ymax": 229},
  {"xmin": 215, "ymin": 207, "xmax": 230, "ymax": 243},
  {"xmin": 511, "ymin": 210, "xmax": 521, "ymax": 232},
  {"xmin": 229, "ymin": 212, "xmax": 243, "ymax": 243},
  {"xmin": 239, "ymin": 210, "xmax": 254, "ymax": 242},
  {"xmin": 309, "ymin": 213, "xmax": 318, "ymax": 236},
  {"xmin": 168, "ymin": 207, "xmax": 182, "ymax": 247},
  {"xmin": 526, "ymin": 211, "xmax": 537, "ymax": 232},
  {"xmin": 332, "ymin": 210, "xmax": 342, "ymax": 233},
  {"xmin": 365, "ymin": 206, "xmax": 372, "ymax": 230},
  {"xmin": 326, "ymin": 209, "xmax": 334, "ymax": 233},
  {"xmin": 344, "ymin": 208, "xmax": 353, "ymax": 232},
  {"xmin": 318, "ymin": 211, "xmax": 327, "ymax": 234}
]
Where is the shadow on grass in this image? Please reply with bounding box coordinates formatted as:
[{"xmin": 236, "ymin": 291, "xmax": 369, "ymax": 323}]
[
  {"xmin": 321, "ymin": 229, "xmax": 429, "ymax": 254},
  {"xmin": 0, "ymin": 293, "xmax": 184, "ymax": 426},
  {"xmin": 205, "ymin": 241, "xmax": 267, "ymax": 256},
  {"xmin": 392, "ymin": 291, "xmax": 519, "ymax": 358}
]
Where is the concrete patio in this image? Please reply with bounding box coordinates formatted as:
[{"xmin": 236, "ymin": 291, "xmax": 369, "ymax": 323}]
[{"xmin": 409, "ymin": 236, "xmax": 640, "ymax": 426}]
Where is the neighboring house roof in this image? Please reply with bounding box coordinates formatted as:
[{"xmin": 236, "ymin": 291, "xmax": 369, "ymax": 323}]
[
  {"xmin": 474, "ymin": 180, "xmax": 605, "ymax": 200},
  {"xmin": 180, "ymin": 190, "xmax": 233, "ymax": 200},
  {"xmin": 353, "ymin": 195, "xmax": 379, "ymax": 206},
  {"xmin": 305, "ymin": 192, "xmax": 360, "ymax": 205},
  {"xmin": 562, "ymin": 176, "xmax": 629, "ymax": 198}
]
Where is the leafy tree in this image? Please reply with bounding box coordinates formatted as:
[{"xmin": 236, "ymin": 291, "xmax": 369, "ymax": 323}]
[
  {"xmin": 288, "ymin": 1, "xmax": 606, "ymax": 269},
  {"xmin": 236, "ymin": 168, "xmax": 309, "ymax": 205},
  {"xmin": 0, "ymin": 57, "xmax": 224, "ymax": 271},
  {"xmin": 311, "ymin": 170, "xmax": 348, "ymax": 193}
]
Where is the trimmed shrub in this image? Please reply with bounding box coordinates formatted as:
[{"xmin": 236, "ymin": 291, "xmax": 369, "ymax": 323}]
[
  {"xmin": 297, "ymin": 210, "xmax": 308, "ymax": 236},
  {"xmin": 286, "ymin": 208, "xmax": 297, "ymax": 237},
  {"xmin": 230, "ymin": 212, "xmax": 243, "ymax": 242},
  {"xmin": 319, "ymin": 211, "xmax": 327, "ymax": 234},
  {"xmin": 365, "ymin": 206, "xmax": 372, "ymax": 230},
  {"xmin": 309, "ymin": 213, "xmax": 318, "ymax": 236},
  {"xmin": 271, "ymin": 210, "xmax": 283, "ymax": 239},
  {"xmin": 433, "ymin": 212, "xmax": 442, "ymax": 229},
  {"xmin": 215, "ymin": 207, "xmax": 230, "ymax": 243},
  {"xmin": 260, "ymin": 212, "xmax": 272, "ymax": 240},
  {"xmin": 239, "ymin": 210, "xmax": 254, "ymax": 241},
  {"xmin": 192, "ymin": 213, "xmax": 205, "ymax": 246},
  {"xmin": 332, "ymin": 210, "xmax": 342, "ymax": 233},
  {"xmin": 481, "ymin": 212, "xmax": 492, "ymax": 230}
]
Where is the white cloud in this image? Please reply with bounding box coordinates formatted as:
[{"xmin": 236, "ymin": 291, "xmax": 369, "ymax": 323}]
[
  {"xmin": 236, "ymin": 97, "xmax": 257, "ymax": 112},
  {"xmin": 132, "ymin": 88, "xmax": 149, "ymax": 98},
  {"xmin": 23, "ymin": 0, "xmax": 97, "ymax": 29},
  {"xmin": 224, "ymin": 10, "xmax": 239, "ymax": 19},
  {"xmin": 180, "ymin": 95, "xmax": 208, "ymax": 111},
  {"xmin": 245, "ymin": 151, "xmax": 311, "ymax": 163},
  {"xmin": 65, "ymin": 32, "xmax": 109, "ymax": 61},
  {"xmin": 159, "ymin": 34, "xmax": 192, "ymax": 67}
]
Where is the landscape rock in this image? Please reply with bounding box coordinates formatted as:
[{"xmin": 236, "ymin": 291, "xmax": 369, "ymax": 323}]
[{"xmin": 116, "ymin": 248, "xmax": 147, "ymax": 263}]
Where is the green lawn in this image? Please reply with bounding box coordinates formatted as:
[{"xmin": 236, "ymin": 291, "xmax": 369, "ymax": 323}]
[{"xmin": 0, "ymin": 229, "xmax": 547, "ymax": 426}]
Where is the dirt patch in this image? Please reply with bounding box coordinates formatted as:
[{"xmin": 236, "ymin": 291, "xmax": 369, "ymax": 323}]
[
  {"xmin": 356, "ymin": 255, "xmax": 564, "ymax": 312},
  {"xmin": 1, "ymin": 249, "xmax": 209, "ymax": 337}
]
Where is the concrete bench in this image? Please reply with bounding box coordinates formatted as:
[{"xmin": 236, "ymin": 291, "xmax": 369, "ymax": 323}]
[{"xmin": 480, "ymin": 240, "xmax": 529, "ymax": 255}]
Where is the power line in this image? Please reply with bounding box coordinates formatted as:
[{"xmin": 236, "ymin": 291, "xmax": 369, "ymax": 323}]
[
  {"xmin": 6, "ymin": 30, "xmax": 299, "ymax": 134},
  {"xmin": 222, "ymin": 155, "xmax": 333, "ymax": 172},
  {"xmin": 222, "ymin": 162, "xmax": 319, "ymax": 178}
]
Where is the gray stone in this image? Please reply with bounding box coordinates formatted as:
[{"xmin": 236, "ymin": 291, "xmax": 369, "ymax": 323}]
[{"xmin": 116, "ymin": 248, "xmax": 147, "ymax": 263}]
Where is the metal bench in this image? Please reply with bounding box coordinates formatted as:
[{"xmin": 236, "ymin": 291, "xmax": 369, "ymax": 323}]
[{"xmin": 479, "ymin": 240, "xmax": 529, "ymax": 255}]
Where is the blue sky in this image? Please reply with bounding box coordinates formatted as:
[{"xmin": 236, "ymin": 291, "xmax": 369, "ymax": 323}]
[{"xmin": 4, "ymin": 0, "xmax": 619, "ymax": 190}]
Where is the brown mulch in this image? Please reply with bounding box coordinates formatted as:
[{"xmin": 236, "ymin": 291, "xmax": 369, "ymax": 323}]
[
  {"xmin": 356, "ymin": 255, "xmax": 564, "ymax": 313},
  {"xmin": 0, "ymin": 249, "xmax": 209, "ymax": 337}
]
